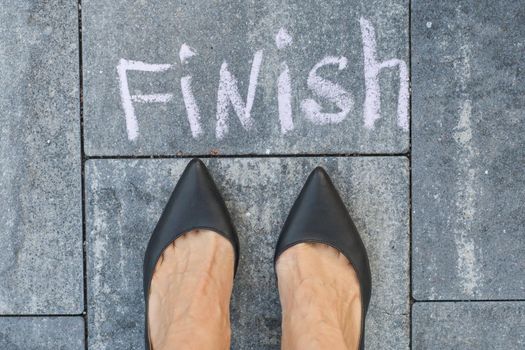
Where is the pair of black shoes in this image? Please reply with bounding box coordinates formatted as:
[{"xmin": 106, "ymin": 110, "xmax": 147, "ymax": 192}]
[{"xmin": 143, "ymin": 159, "xmax": 372, "ymax": 350}]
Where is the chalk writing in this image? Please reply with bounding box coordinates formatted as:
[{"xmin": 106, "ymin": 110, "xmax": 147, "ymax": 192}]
[
  {"xmin": 179, "ymin": 43, "xmax": 197, "ymax": 64},
  {"xmin": 117, "ymin": 59, "xmax": 173, "ymax": 141},
  {"xmin": 301, "ymin": 56, "xmax": 354, "ymax": 125},
  {"xmin": 179, "ymin": 44, "xmax": 202, "ymax": 138},
  {"xmin": 276, "ymin": 27, "xmax": 293, "ymax": 50},
  {"xmin": 216, "ymin": 50, "xmax": 264, "ymax": 140},
  {"xmin": 118, "ymin": 17, "xmax": 409, "ymax": 141},
  {"xmin": 360, "ymin": 17, "xmax": 409, "ymax": 131},
  {"xmin": 276, "ymin": 28, "xmax": 294, "ymax": 134}
]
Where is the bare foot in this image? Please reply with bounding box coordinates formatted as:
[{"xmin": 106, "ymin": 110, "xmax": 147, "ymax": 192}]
[
  {"xmin": 148, "ymin": 229, "xmax": 235, "ymax": 350},
  {"xmin": 276, "ymin": 243, "xmax": 362, "ymax": 350}
]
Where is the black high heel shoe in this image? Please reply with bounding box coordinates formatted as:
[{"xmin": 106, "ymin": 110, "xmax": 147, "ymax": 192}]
[
  {"xmin": 143, "ymin": 158, "xmax": 239, "ymax": 350},
  {"xmin": 274, "ymin": 167, "xmax": 372, "ymax": 350}
]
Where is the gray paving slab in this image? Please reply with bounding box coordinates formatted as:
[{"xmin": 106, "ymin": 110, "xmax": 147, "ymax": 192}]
[
  {"xmin": 0, "ymin": 316, "xmax": 85, "ymax": 349},
  {"xmin": 86, "ymin": 157, "xmax": 409, "ymax": 349},
  {"xmin": 412, "ymin": 0, "xmax": 525, "ymax": 300},
  {"xmin": 83, "ymin": 0, "xmax": 409, "ymax": 156},
  {"xmin": 0, "ymin": 1, "xmax": 83, "ymax": 314},
  {"xmin": 413, "ymin": 302, "xmax": 525, "ymax": 349}
]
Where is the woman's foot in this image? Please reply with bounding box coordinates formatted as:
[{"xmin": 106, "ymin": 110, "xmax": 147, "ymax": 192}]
[
  {"xmin": 148, "ymin": 229, "xmax": 235, "ymax": 350},
  {"xmin": 276, "ymin": 243, "xmax": 362, "ymax": 350}
]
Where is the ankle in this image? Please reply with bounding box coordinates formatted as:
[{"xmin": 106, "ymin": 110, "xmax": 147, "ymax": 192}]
[
  {"xmin": 148, "ymin": 230, "xmax": 234, "ymax": 350},
  {"xmin": 163, "ymin": 324, "xmax": 231, "ymax": 350},
  {"xmin": 277, "ymin": 243, "xmax": 363, "ymax": 350},
  {"xmin": 282, "ymin": 318, "xmax": 348, "ymax": 350},
  {"xmin": 152, "ymin": 313, "xmax": 231, "ymax": 350}
]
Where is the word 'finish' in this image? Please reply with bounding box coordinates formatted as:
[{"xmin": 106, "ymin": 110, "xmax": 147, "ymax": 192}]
[{"xmin": 118, "ymin": 17, "xmax": 409, "ymax": 141}]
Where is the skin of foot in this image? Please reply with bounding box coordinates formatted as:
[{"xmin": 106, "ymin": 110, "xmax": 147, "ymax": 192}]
[
  {"xmin": 276, "ymin": 243, "xmax": 363, "ymax": 350},
  {"xmin": 148, "ymin": 229, "xmax": 235, "ymax": 350}
]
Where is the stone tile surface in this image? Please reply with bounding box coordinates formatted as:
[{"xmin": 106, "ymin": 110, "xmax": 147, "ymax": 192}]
[
  {"xmin": 413, "ymin": 302, "xmax": 525, "ymax": 349},
  {"xmin": 86, "ymin": 157, "xmax": 409, "ymax": 349},
  {"xmin": 0, "ymin": 317, "xmax": 85, "ymax": 349},
  {"xmin": 412, "ymin": 0, "xmax": 525, "ymax": 300},
  {"xmin": 0, "ymin": 1, "xmax": 83, "ymax": 314},
  {"xmin": 83, "ymin": 0, "xmax": 409, "ymax": 156}
]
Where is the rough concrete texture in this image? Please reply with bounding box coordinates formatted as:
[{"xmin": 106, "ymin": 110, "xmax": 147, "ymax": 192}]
[
  {"xmin": 86, "ymin": 157, "xmax": 409, "ymax": 349},
  {"xmin": 83, "ymin": 0, "xmax": 409, "ymax": 156},
  {"xmin": 413, "ymin": 302, "xmax": 525, "ymax": 349},
  {"xmin": 0, "ymin": 317, "xmax": 85, "ymax": 349},
  {"xmin": 0, "ymin": 1, "xmax": 83, "ymax": 314},
  {"xmin": 412, "ymin": 0, "xmax": 525, "ymax": 300}
]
